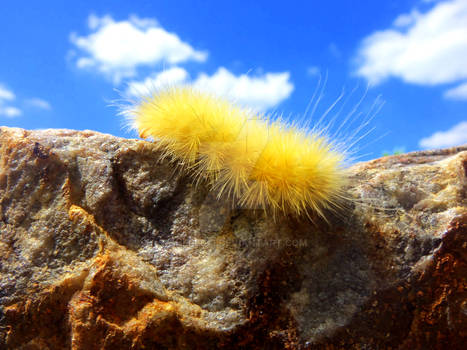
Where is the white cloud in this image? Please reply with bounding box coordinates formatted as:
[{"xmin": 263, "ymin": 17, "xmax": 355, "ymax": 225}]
[
  {"xmin": 71, "ymin": 14, "xmax": 207, "ymax": 83},
  {"xmin": 0, "ymin": 84, "xmax": 15, "ymax": 101},
  {"xmin": 0, "ymin": 84, "xmax": 52, "ymax": 117},
  {"xmin": 126, "ymin": 67, "xmax": 189, "ymax": 97},
  {"xmin": 0, "ymin": 106, "xmax": 22, "ymax": 118},
  {"xmin": 0, "ymin": 84, "xmax": 21, "ymax": 117},
  {"xmin": 419, "ymin": 121, "xmax": 467, "ymax": 148},
  {"xmin": 307, "ymin": 66, "xmax": 320, "ymax": 76},
  {"xmin": 127, "ymin": 67, "xmax": 294, "ymax": 112},
  {"xmin": 393, "ymin": 10, "xmax": 421, "ymax": 28},
  {"xmin": 328, "ymin": 43, "xmax": 341, "ymax": 59},
  {"xmin": 355, "ymin": 0, "xmax": 467, "ymax": 87},
  {"xmin": 193, "ymin": 68, "xmax": 294, "ymax": 111},
  {"xmin": 444, "ymin": 82, "xmax": 467, "ymax": 100},
  {"xmin": 25, "ymin": 98, "xmax": 52, "ymax": 110}
]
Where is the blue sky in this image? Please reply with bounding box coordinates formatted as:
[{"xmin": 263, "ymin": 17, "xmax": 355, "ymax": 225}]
[{"xmin": 1, "ymin": 0, "xmax": 466, "ymax": 160}]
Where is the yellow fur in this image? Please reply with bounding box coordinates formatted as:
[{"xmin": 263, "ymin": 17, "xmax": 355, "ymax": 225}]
[{"xmin": 128, "ymin": 86, "xmax": 347, "ymax": 219}]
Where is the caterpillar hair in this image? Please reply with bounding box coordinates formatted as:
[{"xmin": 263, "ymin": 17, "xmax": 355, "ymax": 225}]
[{"xmin": 123, "ymin": 85, "xmax": 371, "ymax": 220}]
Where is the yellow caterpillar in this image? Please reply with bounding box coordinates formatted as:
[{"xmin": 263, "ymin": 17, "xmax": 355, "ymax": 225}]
[{"xmin": 125, "ymin": 87, "xmax": 348, "ymax": 220}]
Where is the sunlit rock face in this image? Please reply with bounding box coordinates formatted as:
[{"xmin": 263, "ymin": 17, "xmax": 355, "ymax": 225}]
[{"xmin": 1, "ymin": 126, "xmax": 466, "ymax": 349}]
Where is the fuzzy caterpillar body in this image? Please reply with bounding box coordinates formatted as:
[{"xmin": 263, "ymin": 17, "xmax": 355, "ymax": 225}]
[{"xmin": 127, "ymin": 87, "xmax": 347, "ymax": 219}]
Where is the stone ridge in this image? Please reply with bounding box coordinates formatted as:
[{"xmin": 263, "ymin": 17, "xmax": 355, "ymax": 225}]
[{"xmin": 0, "ymin": 126, "xmax": 466, "ymax": 349}]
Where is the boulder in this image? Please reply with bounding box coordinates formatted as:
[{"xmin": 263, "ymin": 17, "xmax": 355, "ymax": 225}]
[{"xmin": 0, "ymin": 127, "xmax": 466, "ymax": 349}]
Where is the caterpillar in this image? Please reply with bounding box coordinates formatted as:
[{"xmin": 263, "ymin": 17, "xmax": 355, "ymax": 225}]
[{"xmin": 124, "ymin": 86, "xmax": 349, "ymax": 220}]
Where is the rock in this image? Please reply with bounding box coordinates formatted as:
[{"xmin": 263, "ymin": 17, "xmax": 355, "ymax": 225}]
[{"xmin": 0, "ymin": 126, "xmax": 466, "ymax": 349}]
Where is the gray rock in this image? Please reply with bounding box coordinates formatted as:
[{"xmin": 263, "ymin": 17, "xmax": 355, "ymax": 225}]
[{"xmin": 0, "ymin": 126, "xmax": 466, "ymax": 349}]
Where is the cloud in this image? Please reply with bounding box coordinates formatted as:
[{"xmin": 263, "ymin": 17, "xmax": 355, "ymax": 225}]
[
  {"xmin": 126, "ymin": 67, "xmax": 294, "ymax": 112},
  {"xmin": 0, "ymin": 84, "xmax": 52, "ymax": 117},
  {"xmin": 306, "ymin": 66, "xmax": 320, "ymax": 76},
  {"xmin": 25, "ymin": 98, "xmax": 52, "ymax": 110},
  {"xmin": 444, "ymin": 82, "xmax": 467, "ymax": 100},
  {"xmin": 193, "ymin": 68, "xmax": 294, "ymax": 111},
  {"xmin": 393, "ymin": 9, "xmax": 421, "ymax": 28},
  {"xmin": 0, "ymin": 84, "xmax": 15, "ymax": 101},
  {"xmin": 126, "ymin": 67, "xmax": 189, "ymax": 97},
  {"xmin": 328, "ymin": 43, "xmax": 341, "ymax": 59},
  {"xmin": 70, "ymin": 14, "xmax": 207, "ymax": 83},
  {"xmin": 355, "ymin": 0, "xmax": 467, "ymax": 87},
  {"xmin": 0, "ymin": 106, "xmax": 22, "ymax": 118},
  {"xmin": 419, "ymin": 121, "xmax": 467, "ymax": 148},
  {"xmin": 0, "ymin": 84, "xmax": 21, "ymax": 118}
]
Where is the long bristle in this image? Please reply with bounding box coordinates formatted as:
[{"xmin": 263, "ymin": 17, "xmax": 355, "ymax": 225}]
[{"xmin": 128, "ymin": 86, "xmax": 347, "ymax": 219}]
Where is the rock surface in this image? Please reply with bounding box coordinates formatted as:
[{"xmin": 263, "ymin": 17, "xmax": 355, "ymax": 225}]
[{"xmin": 0, "ymin": 126, "xmax": 466, "ymax": 349}]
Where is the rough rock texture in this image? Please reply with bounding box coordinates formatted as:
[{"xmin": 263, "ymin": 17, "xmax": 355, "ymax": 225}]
[{"xmin": 0, "ymin": 126, "xmax": 466, "ymax": 349}]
